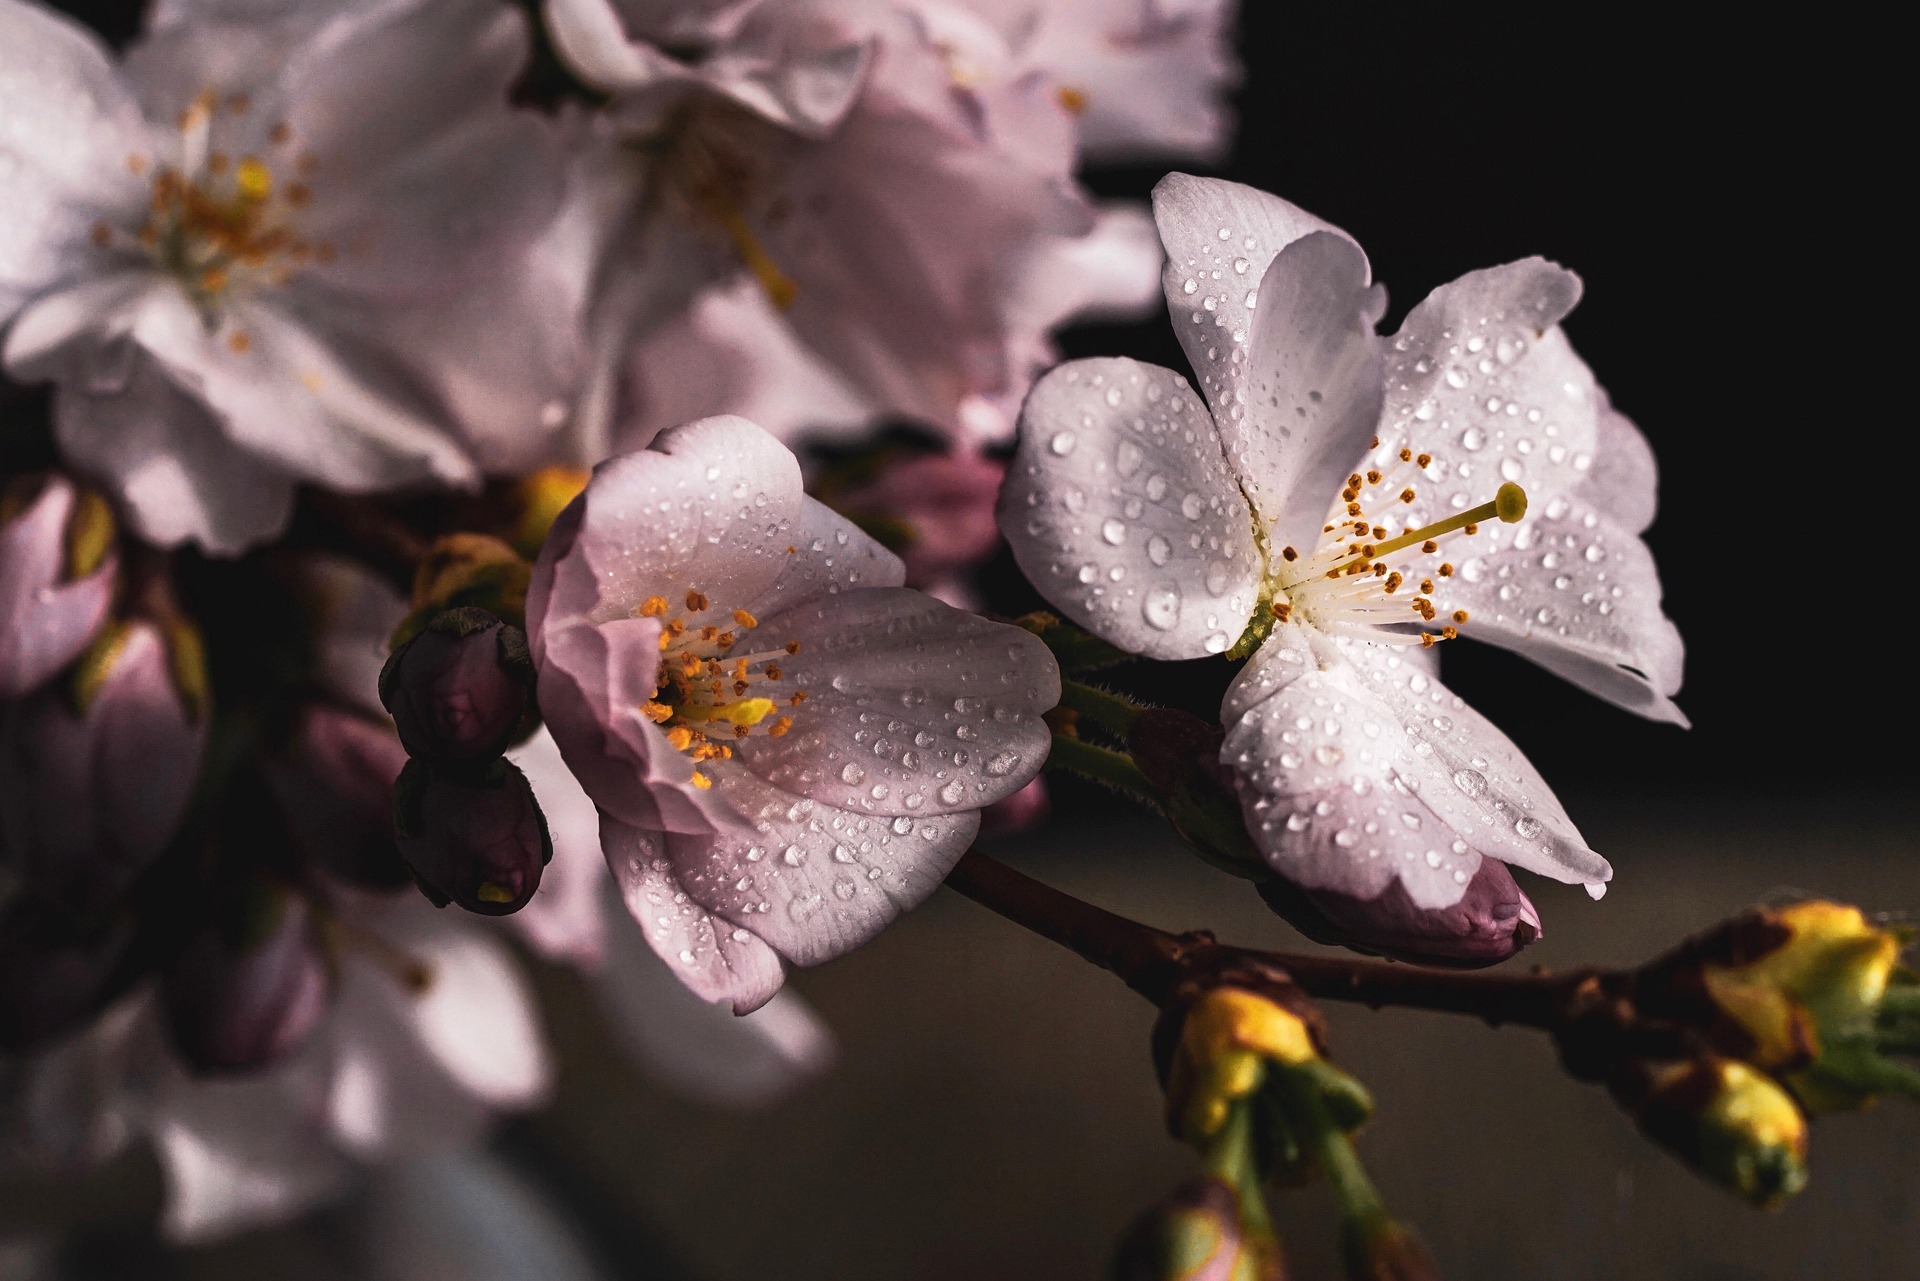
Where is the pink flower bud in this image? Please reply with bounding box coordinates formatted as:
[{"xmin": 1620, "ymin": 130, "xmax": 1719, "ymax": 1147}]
[
  {"xmin": 266, "ymin": 705, "xmax": 412, "ymax": 888},
  {"xmin": 980, "ymin": 777, "xmax": 1050, "ymax": 836},
  {"xmin": 0, "ymin": 621, "xmax": 206, "ymax": 910},
  {"xmin": 0, "ymin": 474, "xmax": 116, "ymax": 699},
  {"xmin": 393, "ymin": 759, "xmax": 551, "ymax": 915},
  {"xmin": 1260, "ymin": 858, "xmax": 1542, "ymax": 969},
  {"xmin": 379, "ymin": 608, "xmax": 534, "ymax": 762},
  {"xmin": 163, "ymin": 884, "xmax": 332, "ymax": 1074},
  {"xmin": 836, "ymin": 450, "xmax": 1007, "ymax": 587}
]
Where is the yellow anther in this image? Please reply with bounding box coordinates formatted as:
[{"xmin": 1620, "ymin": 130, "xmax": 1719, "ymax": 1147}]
[
  {"xmin": 666, "ymin": 726, "xmax": 695, "ymax": 752},
  {"xmin": 639, "ymin": 596, "xmax": 669, "ymax": 617},
  {"xmin": 685, "ymin": 590, "xmax": 709, "ymax": 611},
  {"xmin": 235, "ymin": 157, "xmax": 273, "ymax": 201},
  {"xmin": 732, "ymin": 609, "xmax": 758, "ymax": 628},
  {"xmin": 768, "ymin": 716, "xmax": 793, "ymax": 737},
  {"xmin": 476, "ymin": 882, "xmax": 514, "ymax": 904},
  {"xmin": 641, "ymin": 701, "xmax": 674, "ymax": 723},
  {"xmin": 1056, "ymin": 85, "xmax": 1088, "ymax": 115},
  {"xmin": 690, "ymin": 770, "xmax": 712, "ymax": 789}
]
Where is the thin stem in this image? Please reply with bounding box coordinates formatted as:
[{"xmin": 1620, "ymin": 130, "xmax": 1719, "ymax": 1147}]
[
  {"xmin": 1058, "ymin": 678, "xmax": 1145, "ymax": 737},
  {"xmin": 946, "ymin": 848, "xmax": 1596, "ymax": 1028},
  {"xmin": 1045, "ymin": 734, "xmax": 1158, "ymax": 803},
  {"xmin": 1203, "ymin": 1102, "xmax": 1276, "ymax": 1241},
  {"xmin": 1280, "ymin": 1076, "xmax": 1383, "ymax": 1224}
]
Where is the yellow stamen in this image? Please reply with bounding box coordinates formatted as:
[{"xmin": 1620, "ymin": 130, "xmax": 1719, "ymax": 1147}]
[
  {"xmin": 732, "ymin": 609, "xmax": 758, "ymax": 628},
  {"xmin": 639, "ymin": 595, "xmax": 669, "ymax": 617},
  {"xmin": 641, "ymin": 701, "xmax": 674, "ymax": 723},
  {"xmin": 235, "ymin": 157, "xmax": 273, "ymax": 202},
  {"xmin": 697, "ymin": 697, "xmax": 776, "ymax": 728},
  {"xmin": 690, "ymin": 770, "xmax": 712, "ymax": 789},
  {"xmin": 713, "ymin": 205, "xmax": 797, "ymax": 310}
]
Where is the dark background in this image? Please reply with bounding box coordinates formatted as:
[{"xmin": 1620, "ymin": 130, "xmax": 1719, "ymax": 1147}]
[{"xmin": 42, "ymin": 0, "xmax": 1897, "ymax": 796}]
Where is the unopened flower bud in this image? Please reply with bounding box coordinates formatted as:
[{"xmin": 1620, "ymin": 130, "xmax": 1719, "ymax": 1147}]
[
  {"xmin": 1113, "ymin": 1176, "xmax": 1285, "ymax": 1281},
  {"xmin": 1343, "ymin": 1216, "xmax": 1441, "ymax": 1281},
  {"xmin": 1636, "ymin": 900, "xmax": 1918, "ymax": 1112},
  {"xmin": 507, "ymin": 466, "xmax": 589, "ymax": 559},
  {"xmin": 1258, "ymin": 859, "xmax": 1542, "ymax": 968},
  {"xmin": 0, "ymin": 621, "xmax": 207, "ymax": 909},
  {"xmin": 1614, "ymin": 1056, "xmax": 1809, "ymax": 1208},
  {"xmin": 398, "ymin": 533, "xmax": 531, "ymax": 642},
  {"xmin": 834, "ymin": 449, "xmax": 1007, "ymax": 588},
  {"xmin": 267, "ymin": 704, "xmax": 412, "ymax": 888},
  {"xmin": 0, "ymin": 474, "xmax": 117, "ymax": 699},
  {"xmin": 163, "ymin": 883, "xmax": 331, "ymax": 1074},
  {"xmin": 379, "ymin": 608, "xmax": 534, "ymax": 762},
  {"xmin": 393, "ymin": 758, "xmax": 551, "ymax": 915},
  {"xmin": 0, "ymin": 898, "xmax": 138, "ymax": 1053},
  {"xmin": 980, "ymin": 777, "xmax": 1050, "ymax": 836}
]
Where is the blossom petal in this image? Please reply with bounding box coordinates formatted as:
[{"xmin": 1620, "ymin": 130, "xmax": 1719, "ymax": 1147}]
[
  {"xmin": 1582, "ymin": 396, "xmax": 1659, "ymax": 535},
  {"xmin": 52, "ymin": 352, "xmax": 295, "ymax": 554},
  {"xmin": 1000, "ymin": 356, "xmax": 1258, "ymax": 659},
  {"xmin": 544, "ymin": 0, "xmax": 699, "ymax": 92},
  {"xmin": 730, "ymin": 587, "xmax": 1056, "ymax": 815},
  {"xmin": 536, "ymin": 617, "xmax": 725, "ymax": 834},
  {"xmin": 665, "ymin": 762, "xmax": 980, "ymax": 969},
  {"xmin": 1222, "ymin": 626, "xmax": 1608, "ymax": 908},
  {"xmin": 601, "ymin": 815, "xmax": 787, "ymax": 1014},
  {"xmin": 532, "ymin": 415, "xmax": 804, "ymax": 634},
  {"xmin": 1149, "ymin": 173, "xmax": 1356, "ymax": 425},
  {"xmin": 0, "ymin": 0, "xmax": 156, "ymax": 319},
  {"xmin": 742, "ymin": 496, "xmax": 906, "ymax": 620},
  {"xmin": 0, "ymin": 475, "xmax": 116, "ymax": 699},
  {"xmin": 375, "ymin": 920, "xmax": 551, "ymax": 1111},
  {"xmin": 1228, "ymin": 230, "xmax": 1386, "ymax": 554},
  {"xmin": 506, "ymin": 727, "xmax": 609, "ymax": 967},
  {"xmin": 1375, "ymin": 259, "xmax": 1593, "ymax": 515},
  {"xmin": 592, "ymin": 880, "xmax": 833, "ymax": 1107},
  {"xmin": 152, "ymin": 1058, "xmax": 350, "ymax": 1242}
]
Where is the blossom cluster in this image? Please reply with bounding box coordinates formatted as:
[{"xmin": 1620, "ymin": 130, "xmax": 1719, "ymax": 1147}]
[{"xmin": 0, "ymin": 0, "xmax": 1234, "ymax": 1241}]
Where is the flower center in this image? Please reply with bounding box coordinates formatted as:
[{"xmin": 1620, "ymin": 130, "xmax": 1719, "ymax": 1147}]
[
  {"xmin": 96, "ymin": 92, "xmax": 325, "ymax": 340},
  {"xmin": 1265, "ymin": 445, "xmax": 1528, "ymax": 649},
  {"xmin": 634, "ymin": 589, "xmax": 808, "ymax": 788},
  {"xmin": 633, "ymin": 98, "xmax": 797, "ymax": 309}
]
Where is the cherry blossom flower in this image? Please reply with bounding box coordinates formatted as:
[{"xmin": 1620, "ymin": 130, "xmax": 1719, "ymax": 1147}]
[
  {"xmin": 1001, "ymin": 174, "xmax": 1683, "ymax": 914},
  {"xmin": 529, "ymin": 414, "xmax": 1059, "ymax": 1010},
  {"xmin": 0, "ymin": 0, "xmax": 568, "ymax": 553},
  {"xmin": 950, "ymin": 0, "xmax": 1241, "ymax": 162},
  {"xmin": 543, "ymin": 0, "xmax": 1103, "ymax": 451}
]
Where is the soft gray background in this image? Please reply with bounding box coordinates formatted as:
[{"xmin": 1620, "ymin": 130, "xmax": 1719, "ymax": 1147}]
[{"xmin": 10, "ymin": 792, "xmax": 1915, "ymax": 1280}]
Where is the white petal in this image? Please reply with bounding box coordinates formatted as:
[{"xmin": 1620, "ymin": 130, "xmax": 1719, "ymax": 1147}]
[
  {"xmin": 1582, "ymin": 397, "xmax": 1659, "ymax": 535},
  {"xmin": 742, "ymin": 496, "xmax": 906, "ymax": 620},
  {"xmin": 543, "ymin": 0, "xmax": 691, "ymax": 92},
  {"xmin": 506, "ymin": 727, "xmax": 609, "ymax": 967},
  {"xmin": 1228, "ymin": 231, "xmax": 1385, "ymax": 553},
  {"xmin": 151, "ymin": 1056, "xmax": 350, "ymax": 1242},
  {"xmin": 732, "ymin": 587, "xmax": 1056, "ymax": 815},
  {"xmin": 1375, "ymin": 259, "xmax": 1595, "ymax": 516},
  {"xmin": 601, "ymin": 815, "xmax": 787, "ymax": 1013},
  {"xmin": 1149, "ymin": 173, "xmax": 1357, "ymax": 425},
  {"xmin": 1222, "ymin": 626, "xmax": 1609, "ymax": 906},
  {"xmin": 1000, "ymin": 356, "xmax": 1258, "ymax": 659},
  {"xmin": 668, "ymin": 763, "xmax": 980, "ymax": 968},
  {"xmin": 536, "ymin": 415, "xmax": 805, "ymax": 634},
  {"xmin": 2, "ymin": 270, "xmax": 158, "ymax": 375},
  {"xmin": 1001, "ymin": 201, "xmax": 1164, "ymax": 332},
  {"xmin": 52, "ymin": 350, "xmax": 296, "ymax": 554},
  {"xmin": 0, "ymin": 0, "xmax": 157, "ymax": 318},
  {"xmin": 1445, "ymin": 486, "xmax": 1686, "ymax": 723},
  {"xmin": 304, "ymin": 554, "xmax": 409, "ymax": 713},
  {"xmin": 592, "ymin": 881, "xmax": 833, "ymax": 1107}
]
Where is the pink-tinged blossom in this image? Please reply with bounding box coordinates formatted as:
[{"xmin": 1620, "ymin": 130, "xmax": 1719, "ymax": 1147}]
[
  {"xmin": 0, "ymin": 473, "xmax": 117, "ymax": 698},
  {"xmin": 0, "ymin": 620, "xmax": 207, "ymax": 910},
  {"xmin": 545, "ymin": 0, "xmax": 1105, "ymax": 450},
  {"xmin": 529, "ymin": 415, "xmax": 1059, "ymax": 1010},
  {"xmin": 833, "ymin": 446, "xmax": 1006, "ymax": 601},
  {"xmin": 949, "ymin": 0, "xmax": 1241, "ymax": 162},
  {"xmin": 0, "ymin": 0, "xmax": 570, "ymax": 553},
  {"xmin": 1002, "ymin": 174, "xmax": 1683, "ymax": 918}
]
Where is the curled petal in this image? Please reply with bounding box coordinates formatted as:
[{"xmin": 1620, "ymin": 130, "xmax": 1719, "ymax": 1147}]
[
  {"xmin": 1001, "ymin": 356, "xmax": 1258, "ymax": 659},
  {"xmin": 0, "ymin": 475, "xmax": 116, "ymax": 699},
  {"xmin": 507, "ymin": 727, "xmax": 610, "ymax": 968},
  {"xmin": 733, "ymin": 587, "xmax": 1057, "ymax": 815},
  {"xmin": 1583, "ymin": 397, "xmax": 1660, "ymax": 536},
  {"xmin": 1150, "ymin": 173, "xmax": 1357, "ymax": 425},
  {"xmin": 601, "ymin": 815, "xmax": 786, "ymax": 1014}
]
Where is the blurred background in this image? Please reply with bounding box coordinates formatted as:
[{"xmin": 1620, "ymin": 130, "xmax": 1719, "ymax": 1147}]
[{"xmin": 5, "ymin": 2, "xmax": 1913, "ymax": 1278}]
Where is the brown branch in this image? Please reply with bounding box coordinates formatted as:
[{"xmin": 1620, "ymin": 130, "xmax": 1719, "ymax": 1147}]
[{"xmin": 945, "ymin": 849, "xmax": 1606, "ymax": 1031}]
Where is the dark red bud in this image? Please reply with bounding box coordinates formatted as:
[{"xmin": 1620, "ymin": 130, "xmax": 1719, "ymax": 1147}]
[
  {"xmin": 267, "ymin": 704, "xmax": 411, "ymax": 888},
  {"xmin": 393, "ymin": 758, "xmax": 551, "ymax": 915},
  {"xmin": 379, "ymin": 608, "xmax": 533, "ymax": 762},
  {"xmin": 0, "ymin": 899, "xmax": 138, "ymax": 1053},
  {"xmin": 162, "ymin": 884, "xmax": 331, "ymax": 1074}
]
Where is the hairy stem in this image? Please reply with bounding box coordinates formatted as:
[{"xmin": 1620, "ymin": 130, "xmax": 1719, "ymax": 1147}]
[
  {"xmin": 1044, "ymin": 733, "xmax": 1159, "ymax": 802},
  {"xmin": 1058, "ymin": 678, "xmax": 1146, "ymax": 737}
]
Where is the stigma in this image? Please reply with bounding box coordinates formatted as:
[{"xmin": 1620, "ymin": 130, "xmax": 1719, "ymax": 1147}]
[
  {"xmin": 1269, "ymin": 447, "xmax": 1528, "ymax": 648},
  {"xmin": 634, "ymin": 588, "xmax": 807, "ymax": 788}
]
